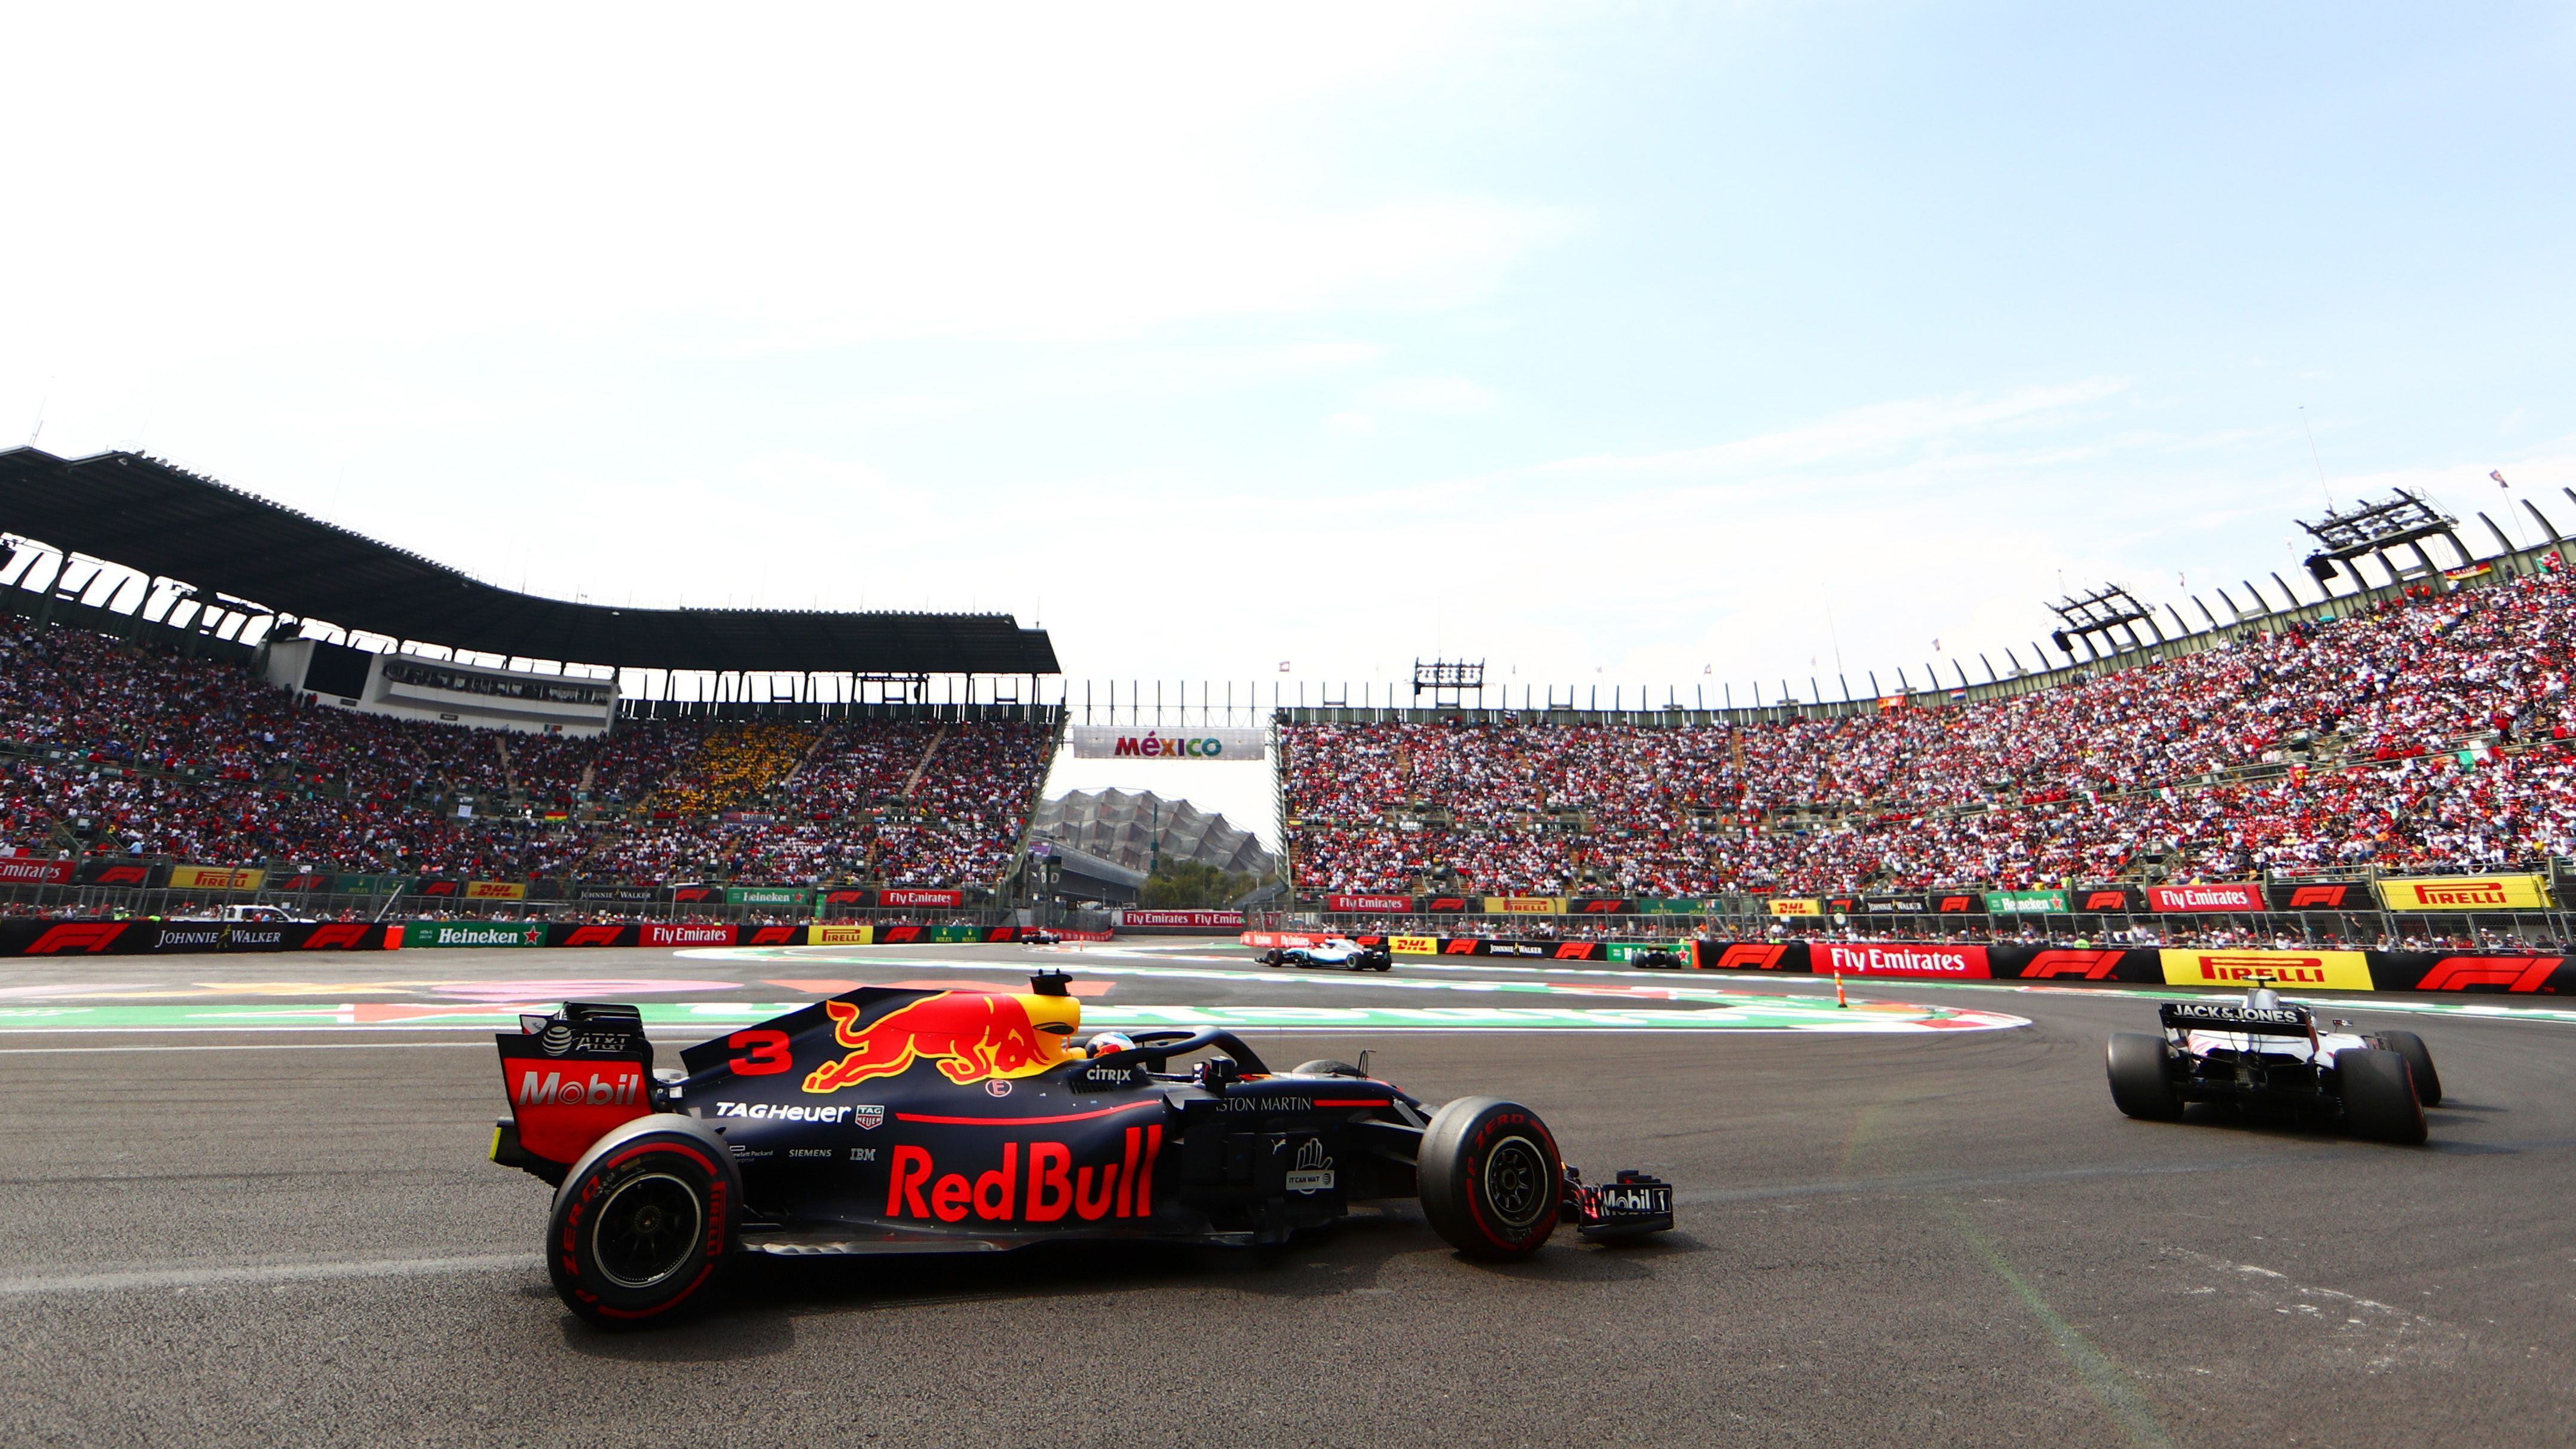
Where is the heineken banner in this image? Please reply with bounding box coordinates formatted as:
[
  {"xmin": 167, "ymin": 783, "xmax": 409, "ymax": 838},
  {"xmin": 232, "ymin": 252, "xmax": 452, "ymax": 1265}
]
[
  {"xmin": 403, "ymin": 921, "xmax": 544, "ymax": 949},
  {"xmin": 726, "ymin": 886, "xmax": 813, "ymax": 908},
  {"xmin": 1067, "ymin": 726, "xmax": 1267, "ymax": 760},
  {"xmin": 1983, "ymin": 889, "xmax": 2067, "ymax": 915},
  {"xmin": 2379, "ymin": 875, "xmax": 2553, "ymax": 911}
]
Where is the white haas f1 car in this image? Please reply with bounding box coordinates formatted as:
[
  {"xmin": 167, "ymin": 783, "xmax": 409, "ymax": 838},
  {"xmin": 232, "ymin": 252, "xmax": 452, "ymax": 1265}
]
[
  {"xmin": 2106, "ymin": 980, "xmax": 2440, "ymax": 1144},
  {"xmin": 1259, "ymin": 937, "xmax": 1393, "ymax": 971},
  {"xmin": 491, "ymin": 971, "xmax": 1672, "ymax": 1325}
]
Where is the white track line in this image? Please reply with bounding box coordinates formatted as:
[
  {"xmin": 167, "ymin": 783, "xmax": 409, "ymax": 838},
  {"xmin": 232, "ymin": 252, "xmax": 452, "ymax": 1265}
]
[{"xmin": 0, "ymin": 1253, "xmax": 540, "ymax": 1297}]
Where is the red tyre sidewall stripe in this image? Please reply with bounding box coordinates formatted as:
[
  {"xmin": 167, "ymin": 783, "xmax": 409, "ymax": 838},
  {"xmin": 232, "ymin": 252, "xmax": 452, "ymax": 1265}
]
[{"xmin": 575, "ymin": 1138, "xmax": 727, "ymax": 1319}]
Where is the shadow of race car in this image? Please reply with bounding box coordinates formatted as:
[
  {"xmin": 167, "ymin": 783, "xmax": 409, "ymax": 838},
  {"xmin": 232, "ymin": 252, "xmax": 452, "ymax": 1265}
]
[
  {"xmin": 491, "ymin": 971, "xmax": 1674, "ymax": 1325},
  {"xmin": 1258, "ymin": 937, "xmax": 1394, "ymax": 971},
  {"xmin": 2106, "ymin": 979, "xmax": 2439, "ymax": 1144}
]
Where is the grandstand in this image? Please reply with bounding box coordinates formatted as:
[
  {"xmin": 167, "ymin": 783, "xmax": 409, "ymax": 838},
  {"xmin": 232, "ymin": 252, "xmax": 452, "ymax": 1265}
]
[
  {"xmin": 0, "ymin": 449, "xmax": 1061, "ymax": 913},
  {"xmin": 1282, "ymin": 510, "xmax": 2576, "ymax": 936}
]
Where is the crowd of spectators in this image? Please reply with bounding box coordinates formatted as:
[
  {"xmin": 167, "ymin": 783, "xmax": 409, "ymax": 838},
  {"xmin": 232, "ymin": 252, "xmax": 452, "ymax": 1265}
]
[
  {"xmin": 0, "ymin": 616, "xmax": 1053, "ymax": 888},
  {"xmin": 1287, "ymin": 569, "xmax": 2576, "ymax": 897}
]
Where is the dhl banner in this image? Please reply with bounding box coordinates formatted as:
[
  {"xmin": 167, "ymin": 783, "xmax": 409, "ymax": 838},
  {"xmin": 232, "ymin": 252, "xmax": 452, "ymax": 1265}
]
[
  {"xmin": 1389, "ymin": 935, "xmax": 1440, "ymax": 955},
  {"xmin": 2158, "ymin": 949, "xmax": 2373, "ymax": 991},
  {"xmin": 169, "ymin": 864, "xmax": 264, "ymax": 891},
  {"xmin": 2379, "ymin": 875, "xmax": 2553, "ymax": 912},
  {"xmin": 464, "ymin": 879, "xmax": 528, "ymax": 901},
  {"xmin": 1767, "ymin": 898, "xmax": 1824, "ymax": 917},
  {"xmin": 1484, "ymin": 896, "xmax": 1567, "ymax": 915}
]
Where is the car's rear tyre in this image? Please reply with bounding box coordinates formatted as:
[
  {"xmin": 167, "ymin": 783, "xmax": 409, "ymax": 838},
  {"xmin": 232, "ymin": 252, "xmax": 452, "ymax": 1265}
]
[
  {"xmin": 2337, "ymin": 1047, "xmax": 2427, "ymax": 1145},
  {"xmin": 1417, "ymin": 1096, "xmax": 1562, "ymax": 1260},
  {"xmin": 2106, "ymin": 1032, "xmax": 2182, "ymax": 1121},
  {"xmin": 2373, "ymin": 1030, "xmax": 2442, "ymax": 1106},
  {"xmin": 548, "ymin": 1132, "xmax": 730, "ymax": 1327}
]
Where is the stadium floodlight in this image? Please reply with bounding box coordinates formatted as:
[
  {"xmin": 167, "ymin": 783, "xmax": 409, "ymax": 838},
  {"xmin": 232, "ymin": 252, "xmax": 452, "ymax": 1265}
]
[
  {"xmin": 2046, "ymin": 583, "xmax": 2161, "ymax": 662},
  {"xmin": 2296, "ymin": 490, "xmax": 2465, "ymax": 585},
  {"xmin": 1412, "ymin": 658, "xmax": 1484, "ymax": 705}
]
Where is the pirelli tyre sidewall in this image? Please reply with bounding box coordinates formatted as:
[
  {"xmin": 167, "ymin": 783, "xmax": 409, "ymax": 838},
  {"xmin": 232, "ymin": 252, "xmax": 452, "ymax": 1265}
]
[
  {"xmin": 2335, "ymin": 1047, "xmax": 2428, "ymax": 1146},
  {"xmin": 2372, "ymin": 1030, "xmax": 2443, "ymax": 1107},
  {"xmin": 548, "ymin": 1114, "xmax": 738, "ymax": 1326},
  {"xmin": 2105, "ymin": 1032, "xmax": 2182, "ymax": 1121},
  {"xmin": 1418, "ymin": 1096, "xmax": 1564, "ymax": 1260}
]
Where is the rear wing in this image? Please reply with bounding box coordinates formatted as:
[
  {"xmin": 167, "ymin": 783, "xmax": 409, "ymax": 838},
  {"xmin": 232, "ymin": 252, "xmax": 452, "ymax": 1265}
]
[
  {"xmin": 494, "ymin": 1002, "xmax": 656, "ymax": 1175},
  {"xmin": 2159, "ymin": 1000, "xmax": 2312, "ymax": 1037}
]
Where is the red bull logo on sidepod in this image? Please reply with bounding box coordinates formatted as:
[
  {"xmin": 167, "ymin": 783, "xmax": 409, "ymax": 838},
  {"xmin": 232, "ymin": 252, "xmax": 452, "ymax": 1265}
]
[
  {"xmin": 802, "ymin": 992, "xmax": 1076, "ymax": 1094},
  {"xmin": 886, "ymin": 1127, "xmax": 1162, "ymax": 1224}
]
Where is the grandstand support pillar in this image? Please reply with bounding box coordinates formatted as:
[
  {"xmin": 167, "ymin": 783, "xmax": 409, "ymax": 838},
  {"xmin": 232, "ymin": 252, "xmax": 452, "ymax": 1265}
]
[
  {"xmin": 2212, "ymin": 590, "xmax": 2242, "ymax": 624},
  {"xmin": 2271, "ymin": 571, "xmax": 2305, "ymax": 610},
  {"xmin": 1866, "ymin": 671, "xmax": 1880, "ymax": 696},
  {"xmin": 2240, "ymin": 580, "xmax": 2269, "ymax": 616},
  {"xmin": 1978, "ymin": 653, "xmax": 1997, "ymax": 683},
  {"xmin": 2477, "ymin": 510, "xmax": 2517, "ymax": 561},
  {"xmin": 2437, "ymin": 530, "xmax": 2473, "ymax": 568},
  {"xmin": 2165, "ymin": 604, "xmax": 2191, "ymax": 638},
  {"xmin": 1951, "ymin": 659, "xmax": 1969, "ymax": 690},
  {"xmin": 2522, "ymin": 499, "xmax": 2565, "ymax": 554}
]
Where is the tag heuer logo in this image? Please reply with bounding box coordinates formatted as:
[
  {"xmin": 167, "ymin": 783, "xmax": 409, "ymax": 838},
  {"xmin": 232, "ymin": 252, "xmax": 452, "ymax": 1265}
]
[{"xmin": 852, "ymin": 1105, "xmax": 885, "ymax": 1130}]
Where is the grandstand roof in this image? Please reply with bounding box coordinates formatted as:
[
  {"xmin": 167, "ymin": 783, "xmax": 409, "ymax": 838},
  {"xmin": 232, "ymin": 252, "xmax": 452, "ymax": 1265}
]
[{"xmin": 0, "ymin": 448, "xmax": 1059, "ymax": 675}]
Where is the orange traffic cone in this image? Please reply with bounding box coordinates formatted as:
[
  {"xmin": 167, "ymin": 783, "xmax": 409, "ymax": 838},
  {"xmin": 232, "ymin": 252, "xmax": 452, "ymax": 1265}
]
[{"xmin": 1833, "ymin": 971, "xmax": 1848, "ymax": 1008}]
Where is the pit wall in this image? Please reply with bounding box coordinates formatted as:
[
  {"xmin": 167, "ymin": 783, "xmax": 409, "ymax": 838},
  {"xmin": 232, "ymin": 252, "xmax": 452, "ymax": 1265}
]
[{"xmin": 0, "ymin": 921, "xmax": 1065, "ymax": 956}]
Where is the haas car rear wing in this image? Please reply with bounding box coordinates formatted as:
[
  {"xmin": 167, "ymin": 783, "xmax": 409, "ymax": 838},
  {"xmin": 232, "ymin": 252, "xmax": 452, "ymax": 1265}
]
[
  {"xmin": 2158, "ymin": 1000, "xmax": 2314, "ymax": 1037},
  {"xmin": 492, "ymin": 1002, "xmax": 657, "ymax": 1184}
]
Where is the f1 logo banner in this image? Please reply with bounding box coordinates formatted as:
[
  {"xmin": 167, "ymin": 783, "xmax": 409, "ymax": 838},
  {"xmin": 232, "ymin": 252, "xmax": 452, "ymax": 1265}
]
[{"xmin": 2373, "ymin": 953, "xmax": 2573, "ymax": 993}]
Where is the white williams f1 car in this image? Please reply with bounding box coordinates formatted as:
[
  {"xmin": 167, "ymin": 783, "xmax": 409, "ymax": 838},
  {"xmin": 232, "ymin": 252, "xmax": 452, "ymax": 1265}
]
[
  {"xmin": 2106, "ymin": 980, "xmax": 2440, "ymax": 1144},
  {"xmin": 1259, "ymin": 937, "xmax": 1394, "ymax": 972}
]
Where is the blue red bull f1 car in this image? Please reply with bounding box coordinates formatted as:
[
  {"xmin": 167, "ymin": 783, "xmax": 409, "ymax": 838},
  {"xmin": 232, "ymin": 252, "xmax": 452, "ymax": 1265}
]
[{"xmin": 492, "ymin": 971, "xmax": 1675, "ymax": 1325}]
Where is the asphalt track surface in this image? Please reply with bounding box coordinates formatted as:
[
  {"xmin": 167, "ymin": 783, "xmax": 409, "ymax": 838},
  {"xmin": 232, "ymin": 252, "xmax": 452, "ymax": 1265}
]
[{"xmin": 3, "ymin": 941, "xmax": 2572, "ymax": 1447}]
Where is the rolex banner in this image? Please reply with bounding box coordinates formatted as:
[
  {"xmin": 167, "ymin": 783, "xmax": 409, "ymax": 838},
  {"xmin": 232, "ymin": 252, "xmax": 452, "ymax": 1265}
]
[{"xmin": 2378, "ymin": 875, "xmax": 2552, "ymax": 911}]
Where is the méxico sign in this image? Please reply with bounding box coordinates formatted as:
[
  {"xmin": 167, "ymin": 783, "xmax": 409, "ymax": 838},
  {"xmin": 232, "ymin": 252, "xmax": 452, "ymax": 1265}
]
[{"xmin": 1067, "ymin": 726, "xmax": 1267, "ymax": 760}]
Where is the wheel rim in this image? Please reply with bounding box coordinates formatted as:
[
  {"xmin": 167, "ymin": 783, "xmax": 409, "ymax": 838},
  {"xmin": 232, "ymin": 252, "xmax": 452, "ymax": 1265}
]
[
  {"xmin": 592, "ymin": 1172, "xmax": 703, "ymax": 1290},
  {"xmin": 1480, "ymin": 1135, "xmax": 1550, "ymax": 1231}
]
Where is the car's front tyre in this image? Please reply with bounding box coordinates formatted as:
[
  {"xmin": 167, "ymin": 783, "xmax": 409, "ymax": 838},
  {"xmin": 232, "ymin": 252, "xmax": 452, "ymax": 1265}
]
[
  {"xmin": 549, "ymin": 1130, "xmax": 732, "ymax": 1327},
  {"xmin": 2336, "ymin": 1047, "xmax": 2428, "ymax": 1145},
  {"xmin": 1418, "ymin": 1096, "xmax": 1563, "ymax": 1259},
  {"xmin": 2106, "ymin": 1032, "xmax": 2182, "ymax": 1121}
]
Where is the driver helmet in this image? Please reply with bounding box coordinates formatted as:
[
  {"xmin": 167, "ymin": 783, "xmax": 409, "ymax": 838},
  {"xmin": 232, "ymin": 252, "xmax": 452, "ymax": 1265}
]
[{"xmin": 1087, "ymin": 1031, "xmax": 1138, "ymax": 1057}]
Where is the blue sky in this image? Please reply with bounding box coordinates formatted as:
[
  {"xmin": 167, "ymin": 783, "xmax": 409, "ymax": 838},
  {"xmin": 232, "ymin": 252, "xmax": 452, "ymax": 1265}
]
[{"xmin": 6, "ymin": 1, "xmax": 2574, "ymax": 721}]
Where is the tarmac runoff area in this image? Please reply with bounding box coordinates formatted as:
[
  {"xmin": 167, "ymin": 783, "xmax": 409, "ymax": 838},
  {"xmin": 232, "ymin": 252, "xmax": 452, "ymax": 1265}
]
[{"xmin": 1, "ymin": 940, "xmax": 2572, "ymax": 1446}]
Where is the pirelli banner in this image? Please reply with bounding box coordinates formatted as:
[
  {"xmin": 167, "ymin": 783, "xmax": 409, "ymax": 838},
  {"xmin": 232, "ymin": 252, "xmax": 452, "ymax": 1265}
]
[
  {"xmin": 2379, "ymin": 875, "xmax": 2553, "ymax": 912},
  {"xmin": 1687, "ymin": 939, "xmax": 2576, "ymax": 995}
]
